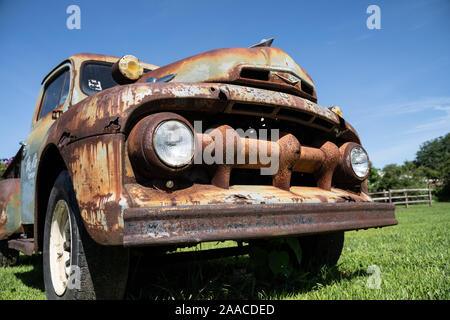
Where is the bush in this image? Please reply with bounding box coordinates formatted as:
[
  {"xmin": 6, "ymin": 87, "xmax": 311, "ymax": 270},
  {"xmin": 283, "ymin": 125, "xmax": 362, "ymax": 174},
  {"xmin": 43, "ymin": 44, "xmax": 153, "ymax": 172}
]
[
  {"xmin": 0, "ymin": 162, "xmax": 6, "ymax": 181},
  {"xmin": 377, "ymin": 162, "xmax": 428, "ymax": 191}
]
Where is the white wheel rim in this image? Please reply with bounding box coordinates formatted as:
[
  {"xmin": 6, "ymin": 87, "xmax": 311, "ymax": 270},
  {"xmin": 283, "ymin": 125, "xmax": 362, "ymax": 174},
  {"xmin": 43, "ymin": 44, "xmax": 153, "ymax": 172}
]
[{"xmin": 50, "ymin": 200, "xmax": 72, "ymax": 296}]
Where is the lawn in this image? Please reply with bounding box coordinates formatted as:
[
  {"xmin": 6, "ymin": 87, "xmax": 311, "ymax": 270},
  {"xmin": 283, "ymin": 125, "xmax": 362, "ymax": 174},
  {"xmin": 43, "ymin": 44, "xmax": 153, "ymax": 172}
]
[{"xmin": 0, "ymin": 202, "xmax": 449, "ymax": 300}]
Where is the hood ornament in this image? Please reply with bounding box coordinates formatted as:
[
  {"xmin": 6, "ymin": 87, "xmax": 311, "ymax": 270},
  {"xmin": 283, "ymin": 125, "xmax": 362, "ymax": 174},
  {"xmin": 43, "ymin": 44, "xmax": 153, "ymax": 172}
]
[
  {"xmin": 249, "ymin": 38, "xmax": 274, "ymax": 48},
  {"xmin": 274, "ymin": 73, "xmax": 300, "ymax": 85}
]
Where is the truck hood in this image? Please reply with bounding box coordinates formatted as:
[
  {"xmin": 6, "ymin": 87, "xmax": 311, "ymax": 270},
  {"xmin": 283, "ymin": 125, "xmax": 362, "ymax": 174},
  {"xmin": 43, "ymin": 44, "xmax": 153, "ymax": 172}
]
[{"xmin": 138, "ymin": 47, "xmax": 317, "ymax": 101}]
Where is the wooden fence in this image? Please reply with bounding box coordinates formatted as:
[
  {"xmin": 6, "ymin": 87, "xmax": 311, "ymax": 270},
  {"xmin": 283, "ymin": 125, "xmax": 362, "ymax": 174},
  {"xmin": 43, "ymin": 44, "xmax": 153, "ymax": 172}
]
[{"xmin": 369, "ymin": 187, "xmax": 433, "ymax": 208}]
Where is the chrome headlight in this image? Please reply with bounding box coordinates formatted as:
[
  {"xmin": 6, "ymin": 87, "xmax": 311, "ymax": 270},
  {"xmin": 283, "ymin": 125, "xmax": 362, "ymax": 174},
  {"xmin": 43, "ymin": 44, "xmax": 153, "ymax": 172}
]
[
  {"xmin": 336, "ymin": 142, "xmax": 370, "ymax": 183},
  {"xmin": 127, "ymin": 113, "xmax": 196, "ymax": 179},
  {"xmin": 153, "ymin": 120, "xmax": 194, "ymax": 168},
  {"xmin": 350, "ymin": 146, "xmax": 369, "ymax": 178}
]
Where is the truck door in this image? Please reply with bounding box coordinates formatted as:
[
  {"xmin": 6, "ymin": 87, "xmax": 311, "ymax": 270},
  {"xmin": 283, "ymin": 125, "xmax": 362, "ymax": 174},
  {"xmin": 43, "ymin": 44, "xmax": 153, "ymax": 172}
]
[{"xmin": 20, "ymin": 64, "xmax": 71, "ymax": 224}]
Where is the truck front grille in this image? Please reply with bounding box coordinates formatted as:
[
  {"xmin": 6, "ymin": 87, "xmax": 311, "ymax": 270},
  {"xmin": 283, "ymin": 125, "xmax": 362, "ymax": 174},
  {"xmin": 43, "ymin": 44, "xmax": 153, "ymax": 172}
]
[{"xmin": 226, "ymin": 101, "xmax": 336, "ymax": 133}]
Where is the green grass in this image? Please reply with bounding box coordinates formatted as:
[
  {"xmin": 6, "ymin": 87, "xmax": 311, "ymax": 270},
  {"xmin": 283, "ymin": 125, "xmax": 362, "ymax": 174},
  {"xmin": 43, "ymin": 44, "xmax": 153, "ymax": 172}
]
[
  {"xmin": 1, "ymin": 202, "xmax": 449, "ymax": 300},
  {"xmin": 290, "ymin": 202, "xmax": 450, "ymax": 299},
  {"xmin": 0, "ymin": 255, "xmax": 45, "ymax": 299}
]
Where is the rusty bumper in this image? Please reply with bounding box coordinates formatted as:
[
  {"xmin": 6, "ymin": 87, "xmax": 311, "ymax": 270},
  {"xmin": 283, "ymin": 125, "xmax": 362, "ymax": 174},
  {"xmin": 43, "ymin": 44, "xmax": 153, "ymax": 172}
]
[{"xmin": 123, "ymin": 202, "xmax": 397, "ymax": 246}]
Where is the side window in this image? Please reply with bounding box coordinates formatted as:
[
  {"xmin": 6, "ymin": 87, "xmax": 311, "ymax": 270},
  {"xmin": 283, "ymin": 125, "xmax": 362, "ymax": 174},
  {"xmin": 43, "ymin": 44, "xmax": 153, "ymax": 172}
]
[{"xmin": 39, "ymin": 69, "xmax": 70, "ymax": 119}]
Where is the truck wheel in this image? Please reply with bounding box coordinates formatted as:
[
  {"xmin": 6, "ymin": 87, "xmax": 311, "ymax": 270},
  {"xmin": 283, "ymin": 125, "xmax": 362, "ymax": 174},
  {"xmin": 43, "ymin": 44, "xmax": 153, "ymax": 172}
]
[
  {"xmin": 0, "ymin": 241, "xmax": 19, "ymax": 267},
  {"xmin": 298, "ymin": 232, "xmax": 344, "ymax": 271},
  {"xmin": 43, "ymin": 171, "xmax": 129, "ymax": 300}
]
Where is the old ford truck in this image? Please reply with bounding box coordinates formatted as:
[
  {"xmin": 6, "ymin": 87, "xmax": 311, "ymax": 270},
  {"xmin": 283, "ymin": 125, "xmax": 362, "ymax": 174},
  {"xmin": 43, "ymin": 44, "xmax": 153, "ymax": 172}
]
[{"xmin": 0, "ymin": 40, "xmax": 397, "ymax": 299}]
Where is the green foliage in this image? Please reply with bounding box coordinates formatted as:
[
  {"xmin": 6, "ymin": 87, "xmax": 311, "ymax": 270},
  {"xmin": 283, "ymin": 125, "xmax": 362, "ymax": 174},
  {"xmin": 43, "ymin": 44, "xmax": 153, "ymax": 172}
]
[
  {"xmin": 415, "ymin": 133, "xmax": 450, "ymax": 200},
  {"xmin": 416, "ymin": 133, "xmax": 450, "ymax": 181},
  {"xmin": 367, "ymin": 161, "xmax": 381, "ymax": 192},
  {"xmin": 370, "ymin": 133, "xmax": 449, "ymax": 197},
  {"xmin": 0, "ymin": 162, "xmax": 6, "ymax": 181},
  {"xmin": 377, "ymin": 162, "xmax": 428, "ymax": 191}
]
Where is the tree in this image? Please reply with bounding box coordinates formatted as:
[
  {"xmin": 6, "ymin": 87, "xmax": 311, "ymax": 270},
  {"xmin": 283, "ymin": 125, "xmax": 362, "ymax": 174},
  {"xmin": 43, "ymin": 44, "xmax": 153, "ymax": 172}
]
[
  {"xmin": 415, "ymin": 133, "xmax": 450, "ymax": 200},
  {"xmin": 416, "ymin": 133, "xmax": 450, "ymax": 182},
  {"xmin": 367, "ymin": 162, "xmax": 381, "ymax": 192},
  {"xmin": 378, "ymin": 162, "xmax": 427, "ymax": 191}
]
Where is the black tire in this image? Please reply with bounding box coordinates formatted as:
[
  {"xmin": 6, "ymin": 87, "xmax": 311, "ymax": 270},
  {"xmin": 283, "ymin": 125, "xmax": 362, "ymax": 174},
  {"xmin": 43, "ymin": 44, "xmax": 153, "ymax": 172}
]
[
  {"xmin": 43, "ymin": 170, "xmax": 129, "ymax": 300},
  {"xmin": 298, "ymin": 231, "xmax": 344, "ymax": 271},
  {"xmin": 0, "ymin": 240, "xmax": 19, "ymax": 267}
]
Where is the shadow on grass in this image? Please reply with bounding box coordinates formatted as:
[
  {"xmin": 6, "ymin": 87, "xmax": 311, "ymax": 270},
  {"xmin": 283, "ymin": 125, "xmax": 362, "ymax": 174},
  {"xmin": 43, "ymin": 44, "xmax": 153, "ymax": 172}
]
[
  {"xmin": 13, "ymin": 254, "xmax": 45, "ymax": 292},
  {"xmin": 125, "ymin": 254, "xmax": 366, "ymax": 300},
  {"xmin": 7, "ymin": 252, "xmax": 367, "ymax": 299}
]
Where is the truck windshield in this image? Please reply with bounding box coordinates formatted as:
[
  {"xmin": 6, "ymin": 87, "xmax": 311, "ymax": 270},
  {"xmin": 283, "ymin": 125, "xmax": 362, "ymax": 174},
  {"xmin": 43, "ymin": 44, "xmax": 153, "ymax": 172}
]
[{"xmin": 81, "ymin": 62, "xmax": 118, "ymax": 95}]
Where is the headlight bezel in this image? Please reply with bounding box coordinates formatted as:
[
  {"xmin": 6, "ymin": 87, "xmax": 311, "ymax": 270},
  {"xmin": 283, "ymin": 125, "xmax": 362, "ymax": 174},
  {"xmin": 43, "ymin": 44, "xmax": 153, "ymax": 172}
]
[
  {"xmin": 338, "ymin": 142, "xmax": 370, "ymax": 182},
  {"xmin": 127, "ymin": 112, "xmax": 196, "ymax": 179}
]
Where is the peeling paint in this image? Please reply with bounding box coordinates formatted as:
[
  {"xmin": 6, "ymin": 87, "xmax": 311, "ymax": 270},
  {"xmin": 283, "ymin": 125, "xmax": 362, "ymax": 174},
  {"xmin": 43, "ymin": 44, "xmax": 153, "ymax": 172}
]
[{"xmin": 10, "ymin": 49, "xmax": 394, "ymax": 248}]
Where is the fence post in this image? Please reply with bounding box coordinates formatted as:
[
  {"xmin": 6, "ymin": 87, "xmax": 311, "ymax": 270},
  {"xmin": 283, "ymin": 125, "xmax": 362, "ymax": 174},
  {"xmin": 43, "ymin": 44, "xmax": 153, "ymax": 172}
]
[
  {"xmin": 404, "ymin": 190, "xmax": 408, "ymax": 208},
  {"xmin": 428, "ymin": 185, "xmax": 432, "ymax": 206},
  {"xmin": 388, "ymin": 190, "xmax": 392, "ymax": 204}
]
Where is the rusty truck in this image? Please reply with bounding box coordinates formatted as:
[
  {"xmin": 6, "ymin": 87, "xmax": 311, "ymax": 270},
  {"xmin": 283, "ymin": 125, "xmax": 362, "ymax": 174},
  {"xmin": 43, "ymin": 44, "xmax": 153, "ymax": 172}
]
[{"xmin": 0, "ymin": 39, "xmax": 397, "ymax": 299}]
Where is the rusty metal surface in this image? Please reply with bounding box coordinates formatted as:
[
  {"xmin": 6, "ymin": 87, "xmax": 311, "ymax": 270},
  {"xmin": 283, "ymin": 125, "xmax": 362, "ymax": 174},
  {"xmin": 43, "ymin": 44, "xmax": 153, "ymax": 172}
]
[
  {"xmin": 123, "ymin": 202, "xmax": 397, "ymax": 246},
  {"xmin": 39, "ymin": 82, "xmax": 366, "ymax": 245},
  {"xmin": 294, "ymin": 146, "xmax": 324, "ymax": 173},
  {"xmin": 48, "ymin": 82, "xmax": 357, "ymax": 143},
  {"xmin": 37, "ymin": 77, "xmax": 362, "ymax": 245},
  {"xmin": 125, "ymin": 184, "xmax": 372, "ymax": 208},
  {"xmin": 0, "ymin": 179, "xmax": 22, "ymax": 240},
  {"xmin": 137, "ymin": 47, "xmax": 317, "ymax": 101},
  {"xmin": 23, "ymin": 51, "xmax": 381, "ymax": 249},
  {"xmin": 61, "ymin": 134, "xmax": 128, "ymax": 245},
  {"xmin": 138, "ymin": 47, "xmax": 314, "ymax": 84},
  {"xmin": 197, "ymin": 126, "xmax": 340, "ymax": 190},
  {"xmin": 314, "ymin": 141, "xmax": 340, "ymax": 190}
]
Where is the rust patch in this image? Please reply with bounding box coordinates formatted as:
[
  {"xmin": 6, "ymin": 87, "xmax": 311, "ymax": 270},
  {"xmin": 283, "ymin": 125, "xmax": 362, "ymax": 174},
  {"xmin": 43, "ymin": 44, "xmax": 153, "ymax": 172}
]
[
  {"xmin": 137, "ymin": 47, "xmax": 316, "ymax": 100},
  {"xmin": 0, "ymin": 179, "xmax": 22, "ymax": 240},
  {"xmin": 62, "ymin": 134, "xmax": 128, "ymax": 245},
  {"xmin": 123, "ymin": 202, "xmax": 397, "ymax": 246},
  {"xmin": 32, "ymin": 50, "xmax": 372, "ymax": 249},
  {"xmin": 124, "ymin": 183, "xmax": 372, "ymax": 208}
]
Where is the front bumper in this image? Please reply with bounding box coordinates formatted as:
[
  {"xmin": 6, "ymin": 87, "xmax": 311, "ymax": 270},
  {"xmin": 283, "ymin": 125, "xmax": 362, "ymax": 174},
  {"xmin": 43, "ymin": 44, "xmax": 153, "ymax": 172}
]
[{"xmin": 123, "ymin": 201, "xmax": 397, "ymax": 246}]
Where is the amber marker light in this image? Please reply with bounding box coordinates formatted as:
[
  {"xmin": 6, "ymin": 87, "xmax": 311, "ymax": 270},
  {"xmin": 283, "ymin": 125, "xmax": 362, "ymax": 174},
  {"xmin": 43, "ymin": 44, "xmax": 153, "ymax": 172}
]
[
  {"xmin": 330, "ymin": 105, "xmax": 343, "ymax": 118},
  {"xmin": 112, "ymin": 55, "xmax": 144, "ymax": 84}
]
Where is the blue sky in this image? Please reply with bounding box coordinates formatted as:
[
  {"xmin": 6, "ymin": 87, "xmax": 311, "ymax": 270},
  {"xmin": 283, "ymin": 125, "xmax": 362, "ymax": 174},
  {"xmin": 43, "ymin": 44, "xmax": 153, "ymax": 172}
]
[{"xmin": 0, "ymin": 0, "xmax": 449, "ymax": 169}]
